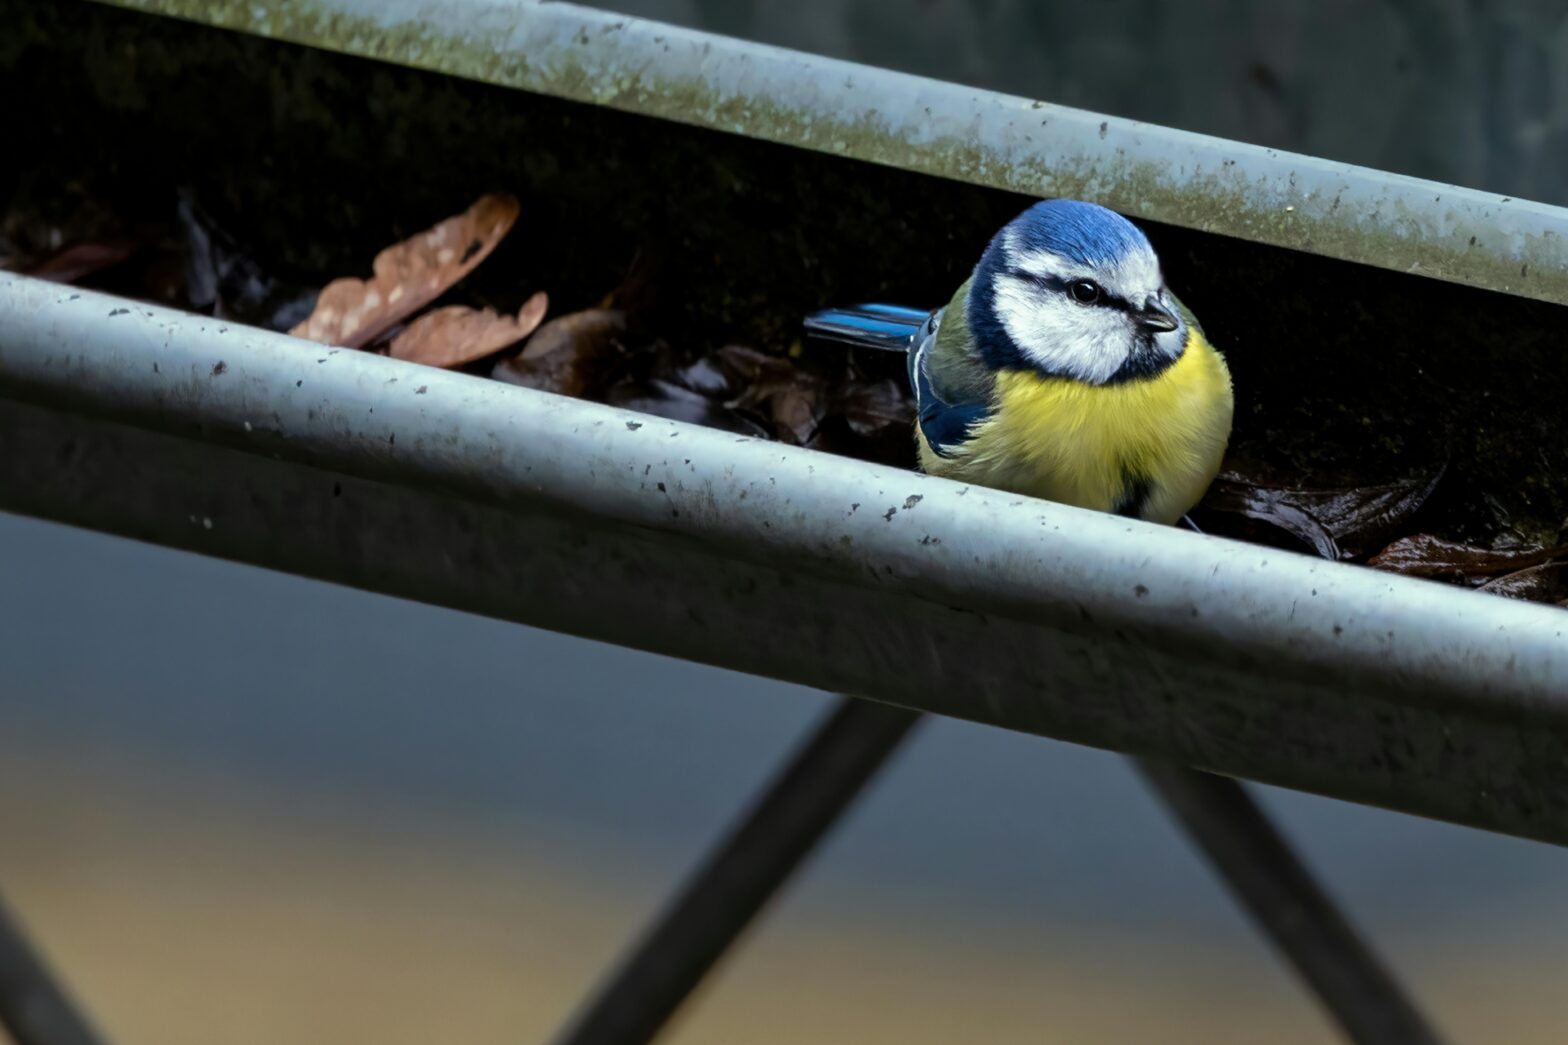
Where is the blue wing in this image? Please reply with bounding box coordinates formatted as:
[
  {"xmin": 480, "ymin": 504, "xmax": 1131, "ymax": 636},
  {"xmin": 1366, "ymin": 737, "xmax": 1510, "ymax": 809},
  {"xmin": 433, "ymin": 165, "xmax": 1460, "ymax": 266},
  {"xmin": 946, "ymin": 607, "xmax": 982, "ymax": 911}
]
[
  {"xmin": 802, "ymin": 303, "xmax": 932, "ymax": 352},
  {"xmin": 805, "ymin": 303, "xmax": 990, "ymax": 459},
  {"xmin": 908, "ymin": 311, "xmax": 991, "ymax": 458}
]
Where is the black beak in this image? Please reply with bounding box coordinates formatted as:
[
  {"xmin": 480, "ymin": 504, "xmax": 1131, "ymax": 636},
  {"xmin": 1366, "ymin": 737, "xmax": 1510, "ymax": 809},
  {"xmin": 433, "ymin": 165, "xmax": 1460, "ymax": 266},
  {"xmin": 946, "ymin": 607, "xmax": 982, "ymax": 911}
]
[{"xmin": 1138, "ymin": 298, "xmax": 1180, "ymax": 333}]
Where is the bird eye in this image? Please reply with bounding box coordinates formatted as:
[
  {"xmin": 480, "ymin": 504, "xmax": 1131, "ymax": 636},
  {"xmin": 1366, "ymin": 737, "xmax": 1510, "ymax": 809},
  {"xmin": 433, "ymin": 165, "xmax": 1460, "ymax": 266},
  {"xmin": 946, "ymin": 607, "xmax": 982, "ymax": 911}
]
[{"xmin": 1068, "ymin": 280, "xmax": 1101, "ymax": 304}]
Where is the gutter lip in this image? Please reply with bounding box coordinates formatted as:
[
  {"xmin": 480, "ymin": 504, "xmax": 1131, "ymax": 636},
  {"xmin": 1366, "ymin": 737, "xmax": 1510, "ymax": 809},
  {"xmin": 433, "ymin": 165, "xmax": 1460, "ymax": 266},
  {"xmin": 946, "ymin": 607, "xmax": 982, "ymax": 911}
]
[
  {"xmin": 3, "ymin": 272, "xmax": 1564, "ymax": 718},
  {"xmin": 87, "ymin": 0, "xmax": 1568, "ymax": 308}
]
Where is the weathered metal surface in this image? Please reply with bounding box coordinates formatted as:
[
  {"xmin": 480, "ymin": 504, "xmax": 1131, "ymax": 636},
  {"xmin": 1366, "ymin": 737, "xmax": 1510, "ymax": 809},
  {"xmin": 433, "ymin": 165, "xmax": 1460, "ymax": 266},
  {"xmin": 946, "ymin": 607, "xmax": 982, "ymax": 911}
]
[
  {"xmin": 3, "ymin": 274, "xmax": 1567, "ymax": 843},
  {"xmin": 89, "ymin": 0, "xmax": 1568, "ymax": 307}
]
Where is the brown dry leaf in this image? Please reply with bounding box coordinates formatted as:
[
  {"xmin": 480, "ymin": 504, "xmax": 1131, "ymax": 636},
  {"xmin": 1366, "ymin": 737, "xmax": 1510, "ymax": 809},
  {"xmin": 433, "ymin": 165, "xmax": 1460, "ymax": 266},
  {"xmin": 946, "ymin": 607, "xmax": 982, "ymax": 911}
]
[
  {"xmin": 290, "ymin": 193, "xmax": 519, "ymax": 348},
  {"xmin": 389, "ymin": 291, "xmax": 548, "ymax": 369},
  {"xmin": 1367, "ymin": 534, "xmax": 1568, "ymax": 582},
  {"xmin": 492, "ymin": 308, "xmax": 627, "ymax": 397},
  {"xmin": 516, "ymin": 308, "xmax": 627, "ymax": 363},
  {"xmin": 769, "ymin": 378, "xmax": 828, "ymax": 445},
  {"xmin": 24, "ymin": 239, "xmax": 140, "ymax": 283},
  {"xmin": 714, "ymin": 344, "xmax": 795, "ymax": 388}
]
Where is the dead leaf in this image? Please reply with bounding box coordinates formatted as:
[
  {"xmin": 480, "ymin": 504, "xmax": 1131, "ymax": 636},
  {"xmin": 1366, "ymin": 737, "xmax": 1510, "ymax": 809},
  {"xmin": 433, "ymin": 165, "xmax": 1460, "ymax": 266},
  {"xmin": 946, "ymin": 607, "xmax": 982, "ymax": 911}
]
[
  {"xmin": 23, "ymin": 240, "xmax": 139, "ymax": 283},
  {"xmin": 711, "ymin": 345, "xmax": 820, "ymax": 442},
  {"xmin": 714, "ymin": 344, "xmax": 794, "ymax": 388},
  {"xmin": 1478, "ymin": 562, "xmax": 1568, "ymax": 604},
  {"xmin": 517, "ymin": 308, "xmax": 626, "ymax": 362},
  {"xmin": 837, "ymin": 377, "xmax": 915, "ymax": 439},
  {"xmin": 492, "ymin": 308, "xmax": 626, "ymax": 397},
  {"xmin": 1197, "ymin": 469, "xmax": 1443, "ymax": 561},
  {"xmin": 1367, "ymin": 534, "xmax": 1568, "ymax": 582},
  {"xmin": 389, "ymin": 291, "xmax": 548, "ymax": 368},
  {"xmin": 290, "ymin": 193, "xmax": 519, "ymax": 348},
  {"xmin": 769, "ymin": 378, "xmax": 827, "ymax": 445},
  {"xmin": 1, "ymin": 190, "xmax": 127, "ymax": 275}
]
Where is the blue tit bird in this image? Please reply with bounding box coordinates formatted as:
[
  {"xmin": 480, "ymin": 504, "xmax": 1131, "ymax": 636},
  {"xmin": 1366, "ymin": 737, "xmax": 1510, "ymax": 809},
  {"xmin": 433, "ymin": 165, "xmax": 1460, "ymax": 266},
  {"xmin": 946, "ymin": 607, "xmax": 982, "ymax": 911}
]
[{"xmin": 806, "ymin": 199, "xmax": 1233, "ymax": 525}]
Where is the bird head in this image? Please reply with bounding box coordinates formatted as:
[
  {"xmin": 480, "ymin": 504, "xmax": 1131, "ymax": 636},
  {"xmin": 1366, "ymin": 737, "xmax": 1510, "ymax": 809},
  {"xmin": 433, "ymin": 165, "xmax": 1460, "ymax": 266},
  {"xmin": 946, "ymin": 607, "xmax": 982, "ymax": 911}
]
[{"xmin": 967, "ymin": 199, "xmax": 1185, "ymax": 385}]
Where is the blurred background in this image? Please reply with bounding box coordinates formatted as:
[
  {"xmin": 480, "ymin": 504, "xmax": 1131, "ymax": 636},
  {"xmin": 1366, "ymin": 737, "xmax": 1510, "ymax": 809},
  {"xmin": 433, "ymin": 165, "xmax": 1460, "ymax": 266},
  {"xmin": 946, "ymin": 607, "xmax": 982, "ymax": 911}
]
[
  {"xmin": 612, "ymin": 0, "xmax": 1568, "ymax": 205},
  {"xmin": 5, "ymin": 2, "xmax": 1568, "ymax": 1043}
]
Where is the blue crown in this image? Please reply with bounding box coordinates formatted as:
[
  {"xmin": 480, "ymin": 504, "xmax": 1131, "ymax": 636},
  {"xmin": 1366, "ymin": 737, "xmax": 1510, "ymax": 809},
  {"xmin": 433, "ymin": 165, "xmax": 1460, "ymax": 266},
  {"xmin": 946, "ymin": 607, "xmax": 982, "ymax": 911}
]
[{"xmin": 1002, "ymin": 199, "xmax": 1150, "ymax": 269}]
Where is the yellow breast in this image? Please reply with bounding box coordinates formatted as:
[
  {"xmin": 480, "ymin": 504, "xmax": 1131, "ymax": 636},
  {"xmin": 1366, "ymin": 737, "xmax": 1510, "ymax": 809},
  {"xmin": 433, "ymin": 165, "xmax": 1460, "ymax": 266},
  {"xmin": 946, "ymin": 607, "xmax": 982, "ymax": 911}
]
[{"xmin": 918, "ymin": 331, "xmax": 1233, "ymax": 524}]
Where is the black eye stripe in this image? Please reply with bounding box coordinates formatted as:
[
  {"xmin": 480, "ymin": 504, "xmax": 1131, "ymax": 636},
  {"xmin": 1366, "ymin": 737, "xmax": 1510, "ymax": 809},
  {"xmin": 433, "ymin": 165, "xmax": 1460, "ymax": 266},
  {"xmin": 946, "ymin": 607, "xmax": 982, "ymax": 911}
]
[
  {"xmin": 1007, "ymin": 268, "xmax": 1135, "ymax": 312},
  {"xmin": 1008, "ymin": 267, "xmax": 1067, "ymax": 293}
]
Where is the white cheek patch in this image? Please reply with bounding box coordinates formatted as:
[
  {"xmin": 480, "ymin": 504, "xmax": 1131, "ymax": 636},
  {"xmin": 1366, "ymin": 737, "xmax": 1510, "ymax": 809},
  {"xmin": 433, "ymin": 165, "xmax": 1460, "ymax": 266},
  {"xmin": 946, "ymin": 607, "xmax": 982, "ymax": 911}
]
[
  {"xmin": 993, "ymin": 275, "xmax": 1132, "ymax": 384},
  {"xmin": 994, "ymin": 234, "xmax": 1184, "ymax": 381}
]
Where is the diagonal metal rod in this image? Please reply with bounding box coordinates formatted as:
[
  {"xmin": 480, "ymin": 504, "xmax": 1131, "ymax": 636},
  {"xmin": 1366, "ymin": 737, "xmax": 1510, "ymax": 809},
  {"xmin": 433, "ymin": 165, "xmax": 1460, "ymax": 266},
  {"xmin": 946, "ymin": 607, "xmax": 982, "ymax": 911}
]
[
  {"xmin": 1136, "ymin": 759, "xmax": 1445, "ymax": 1045},
  {"xmin": 553, "ymin": 696, "xmax": 922, "ymax": 1045},
  {"xmin": 0, "ymin": 891, "xmax": 109, "ymax": 1045},
  {"xmin": 555, "ymin": 691, "xmax": 1444, "ymax": 1045}
]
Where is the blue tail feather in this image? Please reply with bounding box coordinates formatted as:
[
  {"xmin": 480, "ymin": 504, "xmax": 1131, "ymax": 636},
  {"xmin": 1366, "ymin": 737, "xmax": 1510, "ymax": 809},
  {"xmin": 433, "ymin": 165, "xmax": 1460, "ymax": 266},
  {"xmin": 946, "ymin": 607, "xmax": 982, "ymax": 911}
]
[{"xmin": 803, "ymin": 303, "xmax": 930, "ymax": 352}]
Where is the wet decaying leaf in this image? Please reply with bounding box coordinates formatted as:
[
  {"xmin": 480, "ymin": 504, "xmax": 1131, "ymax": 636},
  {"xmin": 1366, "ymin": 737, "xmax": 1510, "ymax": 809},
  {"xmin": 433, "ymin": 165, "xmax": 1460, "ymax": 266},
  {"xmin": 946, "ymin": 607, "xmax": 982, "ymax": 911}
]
[
  {"xmin": 20, "ymin": 239, "xmax": 140, "ymax": 283},
  {"xmin": 0, "ymin": 188, "xmax": 131, "ymax": 276},
  {"xmin": 290, "ymin": 193, "xmax": 519, "ymax": 348},
  {"xmin": 1366, "ymin": 533, "xmax": 1568, "ymax": 606},
  {"xmin": 766, "ymin": 378, "xmax": 828, "ymax": 446},
  {"xmin": 492, "ymin": 308, "xmax": 627, "ymax": 397},
  {"xmin": 1477, "ymin": 562, "xmax": 1568, "ymax": 604},
  {"xmin": 836, "ymin": 377, "xmax": 915, "ymax": 440},
  {"xmin": 1195, "ymin": 469, "xmax": 1443, "ymax": 561},
  {"xmin": 718, "ymin": 345, "xmax": 827, "ymax": 446},
  {"xmin": 0, "ymin": 188, "xmax": 183, "ymax": 304},
  {"xmin": 1366, "ymin": 534, "xmax": 1568, "ymax": 582},
  {"xmin": 389, "ymin": 291, "xmax": 548, "ymax": 369},
  {"xmin": 713, "ymin": 343, "xmax": 796, "ymax": 388}
]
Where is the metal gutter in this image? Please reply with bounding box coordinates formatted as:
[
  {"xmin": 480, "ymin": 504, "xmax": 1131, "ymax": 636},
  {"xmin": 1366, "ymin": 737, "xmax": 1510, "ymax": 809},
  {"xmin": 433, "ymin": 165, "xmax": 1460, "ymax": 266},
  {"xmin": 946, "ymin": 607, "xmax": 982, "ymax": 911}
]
[
  {"xmin": 89, "ymin": 0, "xmax": 1568, "ymax": 308},
  {"xmin": 3, "ymin": 273, "xmax": 1566, "ymax": 843}
]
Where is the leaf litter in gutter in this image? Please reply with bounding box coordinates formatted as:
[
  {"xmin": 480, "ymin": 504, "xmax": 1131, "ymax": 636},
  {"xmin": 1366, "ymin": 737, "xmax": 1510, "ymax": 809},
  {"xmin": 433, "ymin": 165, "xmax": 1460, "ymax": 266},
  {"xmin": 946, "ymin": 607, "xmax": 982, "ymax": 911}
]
[
  {"xmin": 389, "ymin": 291, "xmax": 549, "ymax": 368},
  {"xmin": 290, "ymin": 192, "xmax": 520, "ymax": 348},
  {"xmin": 1367, "ymin": 534, "xmax": 1568, "ymax": 582},
  {"xmin": 491, "ymin": 308, "xmax": 627, "ymax": 397},
  {"xmin": 1196, "ymin": 469, "xmax": 1444, "ymax": 561}
]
